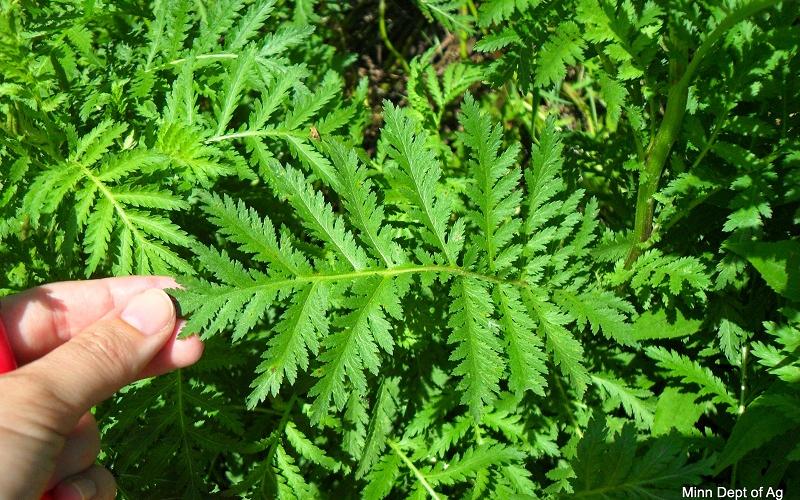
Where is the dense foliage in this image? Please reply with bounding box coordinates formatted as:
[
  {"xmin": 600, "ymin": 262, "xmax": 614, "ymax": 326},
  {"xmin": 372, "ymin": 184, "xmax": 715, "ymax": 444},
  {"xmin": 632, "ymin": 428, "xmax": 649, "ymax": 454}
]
[{"xmin": 1, "ymin": 0, "xmax": 798, "ymax": 498}]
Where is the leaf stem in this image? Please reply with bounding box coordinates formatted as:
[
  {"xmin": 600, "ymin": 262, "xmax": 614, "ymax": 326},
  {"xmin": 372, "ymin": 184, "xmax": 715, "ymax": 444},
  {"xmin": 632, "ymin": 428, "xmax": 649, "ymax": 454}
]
[
  {"xmin": 731, "ymin": 343, "xmax": 749, "ymax": 488},
  {"xmin": 261, "ymin": 394, "xmax": 298, "ymax": 494},
  {"xmin": 562, "ymin": 81, "xmax": 596, "ymax": 136},
  {"xmin": 210, "ymin": 264, "xmax": 531, "ymax": 299},
  {"xmin": 466, "ymin": 0, "xmax": 479, "ymax": 18},
  {"xmin": 145, "ymin": 52, "xmax": 239, "ymax": 73},
  {"xmin": 206, "ymin": 128, "xmax": 305, "ymax": 143},
  {"xmin": 388, "ymin": 440, "xmax": 441, "ymax": 499},
  {"xmin": 459, "ymin": 5, "xmax": 469, "ymax": 60},
  {"xmin": 553, "ymin": 372, "xmax": 583, "ymax": 438},
  {"xmin": 378, "ymin": 0, "xmax": 410, "ymax": 72}
]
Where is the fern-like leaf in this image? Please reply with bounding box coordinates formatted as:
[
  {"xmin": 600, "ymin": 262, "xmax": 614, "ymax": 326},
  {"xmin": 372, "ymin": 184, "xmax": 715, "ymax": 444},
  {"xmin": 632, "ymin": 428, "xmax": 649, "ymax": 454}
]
[{"xmin": 447, "ymin": 277, "xmax": 504, "ymax": 421}]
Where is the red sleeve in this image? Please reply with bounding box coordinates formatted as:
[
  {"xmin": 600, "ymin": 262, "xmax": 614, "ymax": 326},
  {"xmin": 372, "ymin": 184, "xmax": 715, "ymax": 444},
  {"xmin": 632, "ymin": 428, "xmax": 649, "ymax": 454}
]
[{"xmin": 0, "ymin": 315, "xmax": 18, "ymax": 373}]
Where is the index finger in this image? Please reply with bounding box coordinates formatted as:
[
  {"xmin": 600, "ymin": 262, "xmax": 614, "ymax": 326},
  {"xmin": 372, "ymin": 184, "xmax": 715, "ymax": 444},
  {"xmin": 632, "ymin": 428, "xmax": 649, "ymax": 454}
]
[{"xmin": 0, "ymin": 276, "xmax": 179, "ymax": 364}]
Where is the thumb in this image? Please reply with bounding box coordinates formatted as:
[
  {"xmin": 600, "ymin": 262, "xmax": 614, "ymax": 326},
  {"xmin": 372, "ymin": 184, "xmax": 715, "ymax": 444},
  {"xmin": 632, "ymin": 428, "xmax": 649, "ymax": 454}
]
[{"xmin": 16, "ymin": 288, "xmax": 176, "ymax": 432}]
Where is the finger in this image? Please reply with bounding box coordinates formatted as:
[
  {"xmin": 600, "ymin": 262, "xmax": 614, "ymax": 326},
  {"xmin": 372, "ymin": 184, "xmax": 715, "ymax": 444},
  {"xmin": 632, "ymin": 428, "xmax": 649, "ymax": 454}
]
[
  {"xmin": 139, "ymin": 320, "xmax": 204, "ymax": 378},
  {"xmin": 0, "ymin": 276, "xmax": 178, "ymax": 364},
  {"xmin": 15, "ymin": 288, "xmax": 177, "ymax": 432},
  {"xmin": 47, "ymin": 413, "xmax": 101, "ymax": 490},
  {"xmin": 51, "ymin": 464, "xmax": 116, "ymax": 500}
]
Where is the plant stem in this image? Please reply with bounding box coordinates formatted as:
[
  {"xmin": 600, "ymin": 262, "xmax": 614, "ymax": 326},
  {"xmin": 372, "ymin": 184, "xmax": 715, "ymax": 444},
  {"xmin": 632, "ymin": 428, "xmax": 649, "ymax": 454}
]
[
  {"xmin": 562, "ymin": 81, "xmax": 596, "ymax": 136},
  {"xmin": 731, "ymin": 343, "xmax": 749, "ymax": 488},
  {"xmin": 260, "ymin": 394, "xmax": 298, "ymax": 494},
  {"xmin": 624, "ymin": 52, "xmax": 688, "ymax": 267},
  {"xmin": 202, "ymin": 264, "xmax": 533, "ymax": 304},
  {"xmin": 465, "ymin": 0, "xmax": 479, "ymax": 18},
  {"xmin": 554, "ymin": 373, "xmax": 583, "ymax": 438},
  {"xmin": 624, "ymin": 0, "xmax": 778, "ymax": 267},
  {"xmin": 229, "ymin": 405, "xmax": 283, "ymax": 416},
  {"xmin": 738, "ymin": 344, "xmax": 749, "ymax": 416},
  {"xmin": 459, "ymin": 5, "xmax": 469, "ymax": 60},
  {"xmin": 388, "ymin": 440, "xmax": 441, "ymax": 499},
  {"xmin": 378, "ymin": 0, "xmax": 409, "ymax": 72},
  {"xmin": 530, "ymin": 88, "xmax": 541, "ymax": 144}
]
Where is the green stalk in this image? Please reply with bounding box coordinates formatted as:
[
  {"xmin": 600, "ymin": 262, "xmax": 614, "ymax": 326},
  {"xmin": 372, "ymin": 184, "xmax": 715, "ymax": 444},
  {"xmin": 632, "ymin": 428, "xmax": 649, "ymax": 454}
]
[
  {"xmin": 261, "ymin": 394, "xmax": 298, "ymax": 495},
  {"xmin": 730, "ymin": 343, "xmax": 749, "ymax": 488},
  {"xmin": 624, "ymin": 0, "xmax": 779, "ymax": 267},
  {"xmin": 562, "ymin": 80, "xmax": 596, "ymax": 136},
  {"xmin": 459, "ymin": 5, "xmax": 469, "ymax": 60},
  {"xmin": 378, "ymin": 0, "xmax": 409, "ymax": 72},
  {"xmin": 554, "ymin": 373, "xmax": 583, "ymax": 438},
  {"xmin": 465, "ymin": 0, "xmax": 479, "ymax": 18},
  {"xmin": 388, "ymin": 440, "xmax": 441, "ymax": 499},
  {"xmin": 624, "ymin": 49, "xmax": 687, "ymax": 267},
  {"xmin": 530, "ymin": 88, "xmax": 541, "ymax": 144}
]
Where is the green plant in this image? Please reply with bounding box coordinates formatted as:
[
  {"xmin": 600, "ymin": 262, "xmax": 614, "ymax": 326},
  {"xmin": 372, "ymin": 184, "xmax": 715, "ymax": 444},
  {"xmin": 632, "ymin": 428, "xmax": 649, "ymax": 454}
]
[{"xmin": 1, "ymin": 0, "xmax": 799, "ymax": 498}]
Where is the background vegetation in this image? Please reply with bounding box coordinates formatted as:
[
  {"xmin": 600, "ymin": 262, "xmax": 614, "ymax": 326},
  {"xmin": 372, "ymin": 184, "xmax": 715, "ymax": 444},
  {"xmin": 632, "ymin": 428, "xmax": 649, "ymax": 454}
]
[{"xmin": 1, "ymin": 0, "xmax": 798, "ymax": 498}]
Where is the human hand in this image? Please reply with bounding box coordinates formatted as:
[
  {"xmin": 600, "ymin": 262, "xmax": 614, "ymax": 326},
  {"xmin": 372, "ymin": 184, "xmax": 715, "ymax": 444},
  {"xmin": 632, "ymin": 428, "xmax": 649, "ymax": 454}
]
[{"xmin": 0, "ymin": 276, "xmax": 204, "ymax": 500}]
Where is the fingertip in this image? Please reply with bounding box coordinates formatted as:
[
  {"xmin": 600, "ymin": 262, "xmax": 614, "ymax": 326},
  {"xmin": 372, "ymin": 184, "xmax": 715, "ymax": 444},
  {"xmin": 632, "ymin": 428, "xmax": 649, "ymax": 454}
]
[
  {"xmin": 175, "ymin": 320, "xmax": 205, "ymax": 366},
  {"xmin": 173, "ymin": 334, "xmax": 205, "ymax": 368},
  {"xmin": 138, "ymin": 321, "xmax": 204, "ymax": 378},
  {"xmin": 119, "ymin": 288, "xmax": 177, "ymax": 338},
  {"xmin": 153, "ymin": 275, "xmax": 181, "ymax": 291},
  {"xmin": 132, "ymin": 274, "xmax": 179, "ymax": 289}
]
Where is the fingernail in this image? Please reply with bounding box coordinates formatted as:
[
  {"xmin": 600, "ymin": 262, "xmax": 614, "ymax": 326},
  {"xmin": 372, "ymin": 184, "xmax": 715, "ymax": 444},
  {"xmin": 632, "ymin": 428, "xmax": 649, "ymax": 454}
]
[
  {"xmin": 121, "ymin": 288, "xmax": 174, "ymax": 336},
  {"xmin": 67, "ymin": 477, "xmax": 97, "ymax": 500}
]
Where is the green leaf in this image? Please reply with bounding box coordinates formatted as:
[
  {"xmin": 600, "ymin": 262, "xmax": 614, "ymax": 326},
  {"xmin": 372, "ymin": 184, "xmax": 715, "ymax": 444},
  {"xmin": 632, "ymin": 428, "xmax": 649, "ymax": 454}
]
[
  {"xmin": 591, "ymin": 374, "xmax": 654, "ymax": 428},
  {"xmin": 424, "ymin": 444, "xmax": 524, "ymax": 486},
  {"xmin": 447, "ymin": 277, "xmax": 504, "ymax": 421},
  {"xmin": 524, "ymin": 289, "xmax": 590, "ymax": 395},
  {"xmin": 597, "ymin": 71, "xmax": 627, "ymax": 124},
  {"xmin": 534, "ymin": 21, "xmax": 586, "ymax": 88},
  {"xmin": 725, "ymin": 240, "xmax": 800, "ymax": 301},
  {"xmin": 329, "ymin": 139, "xmax": 404, "ymax": 268},
  {"xmin": 285, "ymin": 421, "xmax": 338, "ymax": 471},
  {"xmin": 248, "ymin": 283, "xmax": 330, "ymax": 405},
  {"xmin": 556, "ymin": 289, "xmax": 636, "ymax": 345},
  {"xmin": 714, "ymin": 390, "xmax": 800, "ymax": 474},
  {"xmin": 308, "ymin": 277, "xmax": 400, "ymax": 422},
  {"xmin": 460, "ymin": 94, "xmax": 523, "ymax": 274},
  {"xmin": 646, "ymin": 346, "xmax": 736, "ymax": 408},
  {"xmin": 495, "ymin": 284, "xmax": 548, "ymax": 397},
  {"xmin": 226, "ymin": 0, "xmax": 277, "ymax": 52},
  {"xmin": 570, "ymin": 417, "xmax": 711, "ymax": 498},
  {"xmin": 652, "ymin": 388, "xmax": 703, "ymax": 436},
  {"xmin": 382, "ymin": 102, "xmax": 460, "ymax": 264},
  {"xmin": 214, "ymin": 45, "xmax": 256, "ymax": 136},
  {"xmin": 357, "ymin": 379, "xmax": 399, "ymax": 478},
  {"xmin": 632, "ymin": 308, "xmax": 702, "ymax": 341},
  {"xmin": 197, "ymin": 192, "xmax": 309, "ymax": 277},
  {"xmin": 364, "ymin": 453, "xmax": 402, "ymax": 500},
  {"xmin": 266, "ymin": 163, "xmax": 370, "ymax": 271}
]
